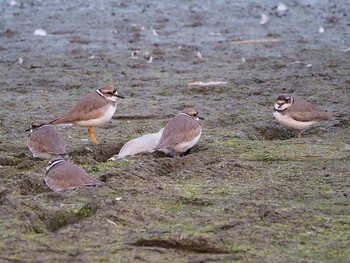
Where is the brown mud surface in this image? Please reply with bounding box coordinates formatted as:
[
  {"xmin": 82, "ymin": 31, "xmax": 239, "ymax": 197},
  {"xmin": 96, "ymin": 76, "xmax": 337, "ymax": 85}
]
[{"xmin": 0, "ymin": 0, "xmax": 349, "ymax": 262}]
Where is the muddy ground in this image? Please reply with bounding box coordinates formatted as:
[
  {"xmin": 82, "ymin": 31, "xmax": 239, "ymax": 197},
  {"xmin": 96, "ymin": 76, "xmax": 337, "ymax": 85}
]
[{"xmin": 0, "ymin": 0, "xmax": 349, "ymax": 262}]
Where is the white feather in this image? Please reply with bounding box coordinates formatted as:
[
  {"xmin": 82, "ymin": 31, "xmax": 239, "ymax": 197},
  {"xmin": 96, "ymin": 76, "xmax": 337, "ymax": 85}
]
[
  {"xmin": 273, "ymin": 111, "xmax": 318, "ymax": 130},
  {"xmin": 172, "ymin": 131, "xmax": 201, "ymax": 153},
  {"xmin": 109, "ymin": 128, "xmax": 168, "ymax": 160},
  {"xmin": 75, "ymin": 104, "xmax": 116, "ymax": 127}
]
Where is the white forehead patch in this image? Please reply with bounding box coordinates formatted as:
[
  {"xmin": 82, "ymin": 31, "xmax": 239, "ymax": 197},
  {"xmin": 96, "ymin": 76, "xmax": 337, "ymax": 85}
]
[
  {"xmin": 96, "ymin": 89, "xmax": 118, "ymax": 102},
  {"xmin": 47, "ymin": 159, "xmax": 64, "ymax": 171},
  {"xmin": 274, "ymin": 102, "xmax": 290, "ymax": 111}
]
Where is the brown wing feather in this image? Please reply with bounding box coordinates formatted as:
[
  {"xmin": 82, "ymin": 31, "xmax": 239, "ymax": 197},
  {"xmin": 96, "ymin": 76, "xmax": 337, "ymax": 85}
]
[
  {"xmin": 28, "ymin": 137, "xmax": 50, "ymax": 155},
  {"xmin": 50, "ymin": 92, "xmax": 110, "ymax": 124},
  {"xmin": 287, "ymin": 97, "xmax": 332, "ymax": 122},
  {"xmin": 46, "ymin": 162, "xmax": 102, "ymax": 191},
  {"xmin": 29, "ymin": 126, "xmax": 67, "ymax": 155},
  {"xmin": 156, "ymin": 115, "xmax": 201, "ymax": 149}
]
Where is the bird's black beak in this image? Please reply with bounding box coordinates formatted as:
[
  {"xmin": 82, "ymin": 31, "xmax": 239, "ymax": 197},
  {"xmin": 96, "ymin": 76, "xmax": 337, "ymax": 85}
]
[
  {"xmin": 115, "ymin": 94, "xmax": 125, "ymax": 99},
  {"xmin": 198, "ymin": 116, "xmax": 204, "ymax": 120},
  {"xmin": 25, "ymin": 127, "xmax": 32, "ymax": 132},
  {"xmin": 112, "ymin": 89, "xmax": 125, "ymax": 99}
]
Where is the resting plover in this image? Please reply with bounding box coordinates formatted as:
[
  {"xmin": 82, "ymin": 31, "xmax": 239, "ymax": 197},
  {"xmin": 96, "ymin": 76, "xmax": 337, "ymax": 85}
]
[
  {"xmin": 27, "ymin": 120, "xmax": 67, "ymax": 159},
  {"xmin": 154, "ymin": 108, "xmax": 203, "ymax": 157},
  {"xmin": 45, "ymin": 157, "xmax": 103, "ymax": 192}
]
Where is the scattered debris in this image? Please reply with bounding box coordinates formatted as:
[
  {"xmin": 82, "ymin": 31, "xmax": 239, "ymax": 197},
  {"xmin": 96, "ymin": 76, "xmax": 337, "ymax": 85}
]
[
  {"xmin": 341, "ymin": 47, "xmax": 350, "ymax": 52},
  {"xmin": 277, "ymin": 3, "xmax": 288, "ymax": 12},
  {"xmin": 209, "ymin": 32, "xmax": 222, "ymax": 36},
  {"xmin": 18, "ymin": 57, "xmax": 23, "ymax": 64},
  {"xmin": 9, "ymin": 0, "xmax": 19, "ymax": 6},
  {"xmin": 241, "ymin": 57, "xmax": 246, "ymax": 63},
  {"xmin": 130, "ymin": 50, "xmax": 154, "ymax": 63},
  {"xmin": 188, "ymin": 81, "xmax": 227, "ymax": 86},
  {"xmin": 196, "ymin": 51, "xmax": 203, "ymax": 59},
  {"xmin": 34, "ymin": 29, "xmax": 47, "ymax": 36},
  {"xmin": 260, "ymin": 14, "xmax": 270, "ymax": 25},
  {"xmin": 131, "ymin": 50, "xmax": 139, "ymax": 59},
  {"xmin": 0, "ymin": 29, "xmax": 16, "ymax": 37},
  {"xmin": 319, "ymin": 26, "xmax": 325, "ymax": 33},
  {"xmin": 306, "ymin": 64, "xmax": 312, "ymax": 68},
  {"xmin": 152, "ymin": 28, "xmax": 158, "ymax": 36},
  {"xmin": 231, "ymin": 38, "xmax": 280, "ymax": 45},
  {"xmin": 147, "ymin": 56, "xmax": 153, "ymax": 63},
  {"xmin": 143, "ymin": 52, "xmax": 153, "ymax": 63}
]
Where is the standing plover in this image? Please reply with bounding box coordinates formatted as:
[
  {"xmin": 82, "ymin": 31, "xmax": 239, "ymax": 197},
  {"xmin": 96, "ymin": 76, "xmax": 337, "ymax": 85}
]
[
  {"xmin": 50, "ymin": 86, "xmax": 124, "ymax": 144},
  {"xmin": 273, "ymin": 94, "xmax": 332, "ymax": 139}
]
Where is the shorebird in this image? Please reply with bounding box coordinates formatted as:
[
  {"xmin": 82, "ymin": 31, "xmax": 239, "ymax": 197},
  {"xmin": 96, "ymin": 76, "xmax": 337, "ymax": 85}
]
[
  {"xmin": 27, "ymin": 120, "xmax": 67, "ymax": 159},
  {"xmin": 273, "ymin": 94, "xmax": 332, "ymax": 139},
  {"xmin": 45, "ymin": 156, "xmax": 103, "ymax": 192},
  {"xmin": 50, "ymin": 85, "xmax": 124, "ymax": 144},
  {"xmin": 154, "ymin": 108, "xmax": 203, "ymax": 157}
]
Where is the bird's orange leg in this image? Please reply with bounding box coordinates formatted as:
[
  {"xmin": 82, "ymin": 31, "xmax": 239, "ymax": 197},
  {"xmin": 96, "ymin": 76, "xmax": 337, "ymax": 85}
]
[
  {"xmin": 297, "ymin": 130, "xmax": 302, "ymax": 140},
  {"xmin": 87, "ymin": 128, "xmax": 98, "ymax": 144}
]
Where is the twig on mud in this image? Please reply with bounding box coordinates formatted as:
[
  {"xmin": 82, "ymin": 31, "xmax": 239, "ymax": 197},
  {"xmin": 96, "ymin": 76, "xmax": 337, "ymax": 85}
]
[
  {"xmin": 231, "ymin": 38, "xmax": 280, "ymax": 45},
  {"xmin": 188, "ymin": 81, "xmax": 227, "ymax": 86},
  {"xmin": 341, "ymin": 47, "xmax": 350, "ymax": 52},
  {"xmin": 106, "ymin": 219, "xmax": 117, "ymax": 226}
]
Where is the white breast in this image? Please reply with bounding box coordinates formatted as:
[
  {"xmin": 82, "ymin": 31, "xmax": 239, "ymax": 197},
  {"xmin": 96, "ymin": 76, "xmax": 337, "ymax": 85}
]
[
  {"xmin": 172, "ymin": 131, "xmax": 201, "ymax": 153},
  {"xmin": 76, "ymin": 104, "xmax": 117, "ymax": 127},
  {"xmin": 273, "ymin": 111, "xmax": 318, "ymax": 131}
]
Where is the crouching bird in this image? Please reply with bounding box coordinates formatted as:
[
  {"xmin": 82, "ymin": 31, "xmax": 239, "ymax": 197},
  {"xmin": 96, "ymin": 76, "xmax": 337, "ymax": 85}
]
[{"xmin": 154, "ymin": 108, "xmax": 203, "ymax": 157}]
